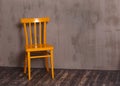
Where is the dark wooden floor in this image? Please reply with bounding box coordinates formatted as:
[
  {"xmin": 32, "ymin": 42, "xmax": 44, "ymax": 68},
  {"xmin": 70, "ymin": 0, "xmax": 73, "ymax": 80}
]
[{"xmin": 0, "ymin": 67, "xmax": 120, "ymax": 86}]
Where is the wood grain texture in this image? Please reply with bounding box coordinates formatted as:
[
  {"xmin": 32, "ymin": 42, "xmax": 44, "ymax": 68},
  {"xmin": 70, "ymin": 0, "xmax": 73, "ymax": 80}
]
[{"xmin": 0, "ymin": 67, "xmax": 120, "ymax": 86}]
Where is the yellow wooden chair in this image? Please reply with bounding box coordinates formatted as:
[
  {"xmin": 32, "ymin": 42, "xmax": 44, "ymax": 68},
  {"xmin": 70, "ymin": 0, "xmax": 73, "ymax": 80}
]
[{"xmin": 20, "ymin": 17, "xmax": 54, "ymax": 80}]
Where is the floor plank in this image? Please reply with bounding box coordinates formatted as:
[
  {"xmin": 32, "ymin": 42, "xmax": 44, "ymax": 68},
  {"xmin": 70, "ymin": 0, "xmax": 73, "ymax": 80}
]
[{"xmin": 0, "ymin": 67, "xmax": 120, "ymax": 86}]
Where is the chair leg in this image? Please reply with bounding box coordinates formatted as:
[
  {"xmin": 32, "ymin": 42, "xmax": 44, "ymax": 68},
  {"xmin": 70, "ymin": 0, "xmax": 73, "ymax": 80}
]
[
  {"xmin": 45, "ymin": 58, "xmax": 49, "ymax": 72},
  {"xmin": 27, "ymin": 52, "xmax": 31, "ymax": 80},
  {"xmin": 50, "ymin": 50, "xmax": 54, "ymax": 79},
  {"xmin": 24, "ymin": 54, "xmax": 27, "ymax": 74}
]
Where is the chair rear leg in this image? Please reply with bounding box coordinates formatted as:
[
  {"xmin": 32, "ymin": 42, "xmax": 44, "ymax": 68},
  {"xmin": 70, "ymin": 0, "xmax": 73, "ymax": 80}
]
[
  {"xmin": 45, "ymin": 58, "xmax": 49, "ymax": 72},
  {"xmin": 24, "ymin": 55, "xmax": 27, "ymax": 74},
  {"xmin": 50, "ymin": 50, "xmax": 54, "ymax": 79}
]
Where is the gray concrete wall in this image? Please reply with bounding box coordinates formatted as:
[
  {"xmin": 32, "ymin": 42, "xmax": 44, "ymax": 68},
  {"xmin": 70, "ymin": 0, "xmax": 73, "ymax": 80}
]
[{"xmin": 0, "ymin": 0, "xmax": 120, "ymax": 70}]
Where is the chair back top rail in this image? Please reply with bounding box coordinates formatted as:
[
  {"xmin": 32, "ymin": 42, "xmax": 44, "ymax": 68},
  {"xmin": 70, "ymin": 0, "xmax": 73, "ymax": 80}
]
[{"xmin": 21, "ymin": 17, "xmax": 50, "ymax": 23}]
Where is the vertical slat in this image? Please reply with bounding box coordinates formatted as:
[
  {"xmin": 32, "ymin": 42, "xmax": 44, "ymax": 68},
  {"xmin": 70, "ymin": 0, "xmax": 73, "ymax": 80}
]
[
  {"xmin": 39, "ymin": 22, "xmax": 42, "ymax": 44},
  {"xmin": 23, "ymin": 23, "xmax": 28, "ymax": 46},
  {"xmin": 29, "ymin": 23, "xmax": 32, "ymax": 45},
  {"xmin": 34, "ymin": 23, "xmax": 37, "ymax": 46},
  {"xmin": 44, "ymin": 22, "xmax": 47, "ymax": 44}
]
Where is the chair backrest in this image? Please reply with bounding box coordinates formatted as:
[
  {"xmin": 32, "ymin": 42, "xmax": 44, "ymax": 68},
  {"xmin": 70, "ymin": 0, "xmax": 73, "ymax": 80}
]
[{"xmin": 21, "ymin": 17, "xmax": 50, "ymax": 46}]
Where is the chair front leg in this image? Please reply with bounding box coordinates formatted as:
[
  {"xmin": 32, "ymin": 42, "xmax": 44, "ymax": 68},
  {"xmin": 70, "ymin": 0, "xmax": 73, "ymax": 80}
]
[
  {"xmin": 27, "ymin": 52, "xmax": 31, "ymax": 80},
  {"xmin": 50, "ymin": 50, "xmax": 54, "ymax": 79}
]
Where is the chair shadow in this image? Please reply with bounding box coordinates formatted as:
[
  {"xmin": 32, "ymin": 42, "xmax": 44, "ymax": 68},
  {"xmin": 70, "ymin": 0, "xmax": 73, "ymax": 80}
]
[
  {"xmin": 15, "ymin": 22, "xmax": 45, "ymax": 68},
  {"xmin": 16, "ymin": 23, "xmax": 25, "ymax": 67}
]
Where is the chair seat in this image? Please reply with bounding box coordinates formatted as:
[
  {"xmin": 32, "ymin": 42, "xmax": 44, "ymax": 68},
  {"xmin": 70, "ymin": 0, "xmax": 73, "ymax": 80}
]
[{"xmin": 26, "ymin": 44, "xmax": 54, "ymax": 52}]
